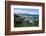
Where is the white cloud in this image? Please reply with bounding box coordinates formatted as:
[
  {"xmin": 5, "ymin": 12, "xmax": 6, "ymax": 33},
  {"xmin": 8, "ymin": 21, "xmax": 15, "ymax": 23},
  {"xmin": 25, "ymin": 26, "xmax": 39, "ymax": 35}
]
[{"xmin": 14, "ymin": 9, "xmax": 39, "ymax": 15}]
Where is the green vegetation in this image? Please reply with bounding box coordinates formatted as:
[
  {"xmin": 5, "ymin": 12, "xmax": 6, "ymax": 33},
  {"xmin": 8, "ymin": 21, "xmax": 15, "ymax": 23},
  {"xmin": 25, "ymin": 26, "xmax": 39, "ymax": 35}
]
[{"xmin": 14, "ymin": 14, "xmax": 39, "ymax": 27}]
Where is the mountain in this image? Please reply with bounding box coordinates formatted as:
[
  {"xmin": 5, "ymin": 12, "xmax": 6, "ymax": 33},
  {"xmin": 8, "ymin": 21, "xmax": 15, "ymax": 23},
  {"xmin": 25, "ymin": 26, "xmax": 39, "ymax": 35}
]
[{"xmin": 14, "ymin": 13, "xmax": 39, "ymax": 16}]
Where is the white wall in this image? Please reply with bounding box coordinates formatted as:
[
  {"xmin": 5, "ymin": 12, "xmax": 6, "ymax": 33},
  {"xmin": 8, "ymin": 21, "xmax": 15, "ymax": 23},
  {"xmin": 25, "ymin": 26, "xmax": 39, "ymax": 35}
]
[
  {"xmin": 0, "ymin": 0, "xmax": 46, "ymax": 36},
  {"xmin": 0, "ymin": 0, "xmax": 5, "ymax": 36}
]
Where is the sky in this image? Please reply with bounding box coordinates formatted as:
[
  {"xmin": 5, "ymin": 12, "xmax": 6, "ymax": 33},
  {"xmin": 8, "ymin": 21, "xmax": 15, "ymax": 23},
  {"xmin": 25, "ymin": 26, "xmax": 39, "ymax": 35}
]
[{"xmin": 14, "ymin": 8, "xmax": 39, "ymax": 15}]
